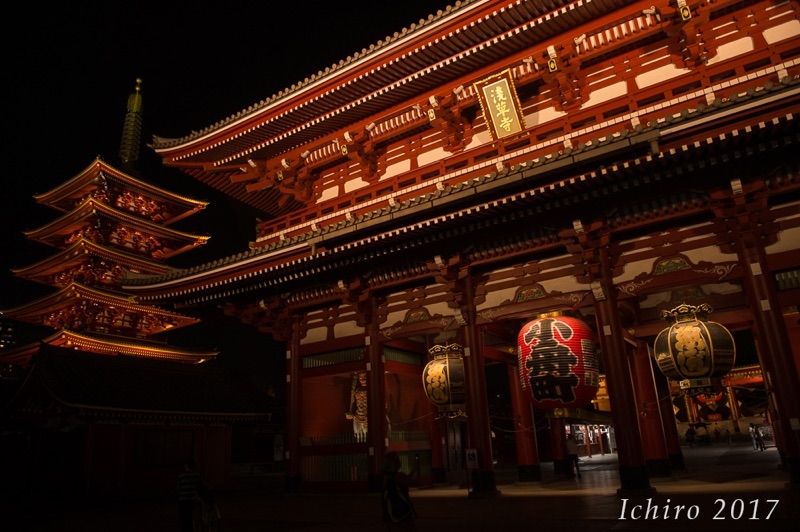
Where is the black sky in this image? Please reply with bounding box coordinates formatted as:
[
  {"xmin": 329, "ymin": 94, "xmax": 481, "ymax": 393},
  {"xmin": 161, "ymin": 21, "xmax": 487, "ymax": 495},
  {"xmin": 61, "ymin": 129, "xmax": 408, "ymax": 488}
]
[{"xmin": 1, "ymin": 1, "xmax": 455, "ymax": 308}]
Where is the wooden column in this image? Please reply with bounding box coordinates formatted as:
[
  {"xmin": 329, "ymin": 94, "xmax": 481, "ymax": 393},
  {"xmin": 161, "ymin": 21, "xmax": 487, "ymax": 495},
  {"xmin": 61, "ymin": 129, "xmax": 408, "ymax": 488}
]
[
  {"xmin": 285, "ymin": 313, "xmax": 302, "ymax": 490},
  {"xmin": 726, "ymin": 386, "xmax": 742, "ymax": 433},
  {"xmin": 737, "ymin": 241, "xmax": 800, "ymax": 482},
  {"xmin": 630, "ymin": 341, "xmax": 670, "ymax": 476},
  {"xmin": 714, "ymin": 181, "xmax": 800, "ymax": 484},
  {"xmin": 594, "ymin": 246, "xmax": 652, "ymax": 492},
  {"xmin": 461, "ymin": 274, "xmax": 497, "ymax": 496},
  {"xmin": 653, "ymin": 369, "xmax": 685, "ymax": 470},
  {"xmin": 685, "ymin": 395, "xmax": 698, "ymax": 425},
  {"xmin": 507, "ymin": 363, "xmax": 540, "ymax": 480},
  {"xmin": 365, "ymin": 296, "xmax": 387, "ymax": 492}
]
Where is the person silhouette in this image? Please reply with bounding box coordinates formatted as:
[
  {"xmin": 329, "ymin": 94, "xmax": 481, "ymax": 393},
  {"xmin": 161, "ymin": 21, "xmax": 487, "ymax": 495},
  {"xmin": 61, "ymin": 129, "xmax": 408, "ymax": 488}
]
[{"xmin": 381, "ymin": 452, "xmax": 417, "ymax": 530}]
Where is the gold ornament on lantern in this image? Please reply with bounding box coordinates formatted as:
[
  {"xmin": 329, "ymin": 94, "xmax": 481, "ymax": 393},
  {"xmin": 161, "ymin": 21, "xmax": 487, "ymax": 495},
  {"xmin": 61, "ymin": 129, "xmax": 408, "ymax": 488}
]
[
  {"xmin": 653, "ymin": 303, "xmax": 736, "ymax": 393},
  {"xmin": 422, "ymin": 343, "xmax": 466, "ymax": 418}
]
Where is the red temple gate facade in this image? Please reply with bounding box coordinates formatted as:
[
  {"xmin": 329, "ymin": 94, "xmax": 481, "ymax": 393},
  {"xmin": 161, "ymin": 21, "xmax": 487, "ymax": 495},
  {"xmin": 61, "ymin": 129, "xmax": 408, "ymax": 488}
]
[{"xmin": 118, "ymin": 0, "xmax": 800, "ymax": 493}]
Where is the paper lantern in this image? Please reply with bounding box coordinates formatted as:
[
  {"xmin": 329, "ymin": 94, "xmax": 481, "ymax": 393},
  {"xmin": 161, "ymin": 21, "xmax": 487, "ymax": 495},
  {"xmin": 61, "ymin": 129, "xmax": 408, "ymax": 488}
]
[
  {"xmin": 653, "ymin": 303, "xmax": 735, "ymax": 391},
  {"xmin": 517, "ymin": 313, "xmax": 599, "ymax": 409},
  {"xmin": 422, "ymin": 343, "xmax": 466, "ymax": 417}
]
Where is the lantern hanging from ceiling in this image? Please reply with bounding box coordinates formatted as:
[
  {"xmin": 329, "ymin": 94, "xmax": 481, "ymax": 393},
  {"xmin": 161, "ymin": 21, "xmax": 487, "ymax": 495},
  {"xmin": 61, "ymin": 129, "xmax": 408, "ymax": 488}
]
[
  {"xmin": 653, "ymin": 303, "xmax": 736, "ymax": 392},
  {"xmin": 422, "ymin": 343, "xmax": 466, "ymax": 418},
  {"xmin": 517, "ymin": 312, "xmax": 599, "ymax": 409}
]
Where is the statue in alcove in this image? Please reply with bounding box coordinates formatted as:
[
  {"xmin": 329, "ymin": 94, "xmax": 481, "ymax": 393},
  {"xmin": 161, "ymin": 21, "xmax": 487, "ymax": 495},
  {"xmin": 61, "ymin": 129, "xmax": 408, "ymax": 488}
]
[{"xmin": 346, "ymin": 371, "xmax": 368, "ymax": 442}]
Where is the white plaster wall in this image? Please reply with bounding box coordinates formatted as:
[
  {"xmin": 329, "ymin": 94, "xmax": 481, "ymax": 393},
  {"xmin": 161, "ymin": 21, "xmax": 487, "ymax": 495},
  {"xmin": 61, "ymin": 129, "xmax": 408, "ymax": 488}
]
[
  {"xmin": 344, "ymin": 177, "xmax": 369, "ymax": 193},
  {"xmin": 316, "ymin": 186, "xmax": 339, "ymax": 203},
  {"xmin": 417, "ymin": 146, "xmax": 448, "ymax": 167},
  {"xmin": 382, "ymin": 158, "xmax": 411, "ymax": 181},
  {"xmin": 635, "ymin": 63, "xmax": 690, "ymax": 89},
  {"xmin": 581, "ymin": 81, "xmax": 627, "ymax": 109},
  {"xmin": 464, "ymin": 129, "xmax": 492, "ymax": 150},
  {"xmin": 476, "ymin": 286, "xmax": 518, "ymax": 310},
  {"xmin": 333, "ymin": 320, "xmax": 363, "ymax": 339},
  {"xmin": 523, "ymin": 106, "xmax": 566, "ymax": 129},
  {"xmin": 706, "ymin": 37, "xmax": 754, "ymax": 66},
  {"xmin": 766, "ymin": 226, "xmax": 800, "ymax": 255},
  {"xmin": 301, "ymin": 326, "xmax": 327, "ymax": 345},
  {"xmin": 763, "ymin": 20, "xmax": 800, "ymax": 45}
]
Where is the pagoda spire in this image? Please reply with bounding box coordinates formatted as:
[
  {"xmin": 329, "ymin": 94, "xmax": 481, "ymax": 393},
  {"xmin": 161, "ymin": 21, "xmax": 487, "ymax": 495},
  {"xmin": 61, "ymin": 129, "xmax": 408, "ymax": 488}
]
[{"xmin": 119, "ymin": 78, "xmax": 143, "ymax": 167}]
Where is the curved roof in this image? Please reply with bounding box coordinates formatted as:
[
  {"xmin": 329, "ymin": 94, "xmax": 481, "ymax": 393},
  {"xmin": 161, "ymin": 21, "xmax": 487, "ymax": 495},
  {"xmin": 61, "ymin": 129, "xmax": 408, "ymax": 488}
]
[{"xmin": 152, "ymin": 1, "xmax": 636, "ymax": 213}]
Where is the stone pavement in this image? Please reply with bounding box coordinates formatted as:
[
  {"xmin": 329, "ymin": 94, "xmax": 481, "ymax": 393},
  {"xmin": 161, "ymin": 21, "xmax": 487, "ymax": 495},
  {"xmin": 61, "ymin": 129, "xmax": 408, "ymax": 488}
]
[{"xmin": 8, "ymin": 441, "xmax": 799, "ymax": 531}]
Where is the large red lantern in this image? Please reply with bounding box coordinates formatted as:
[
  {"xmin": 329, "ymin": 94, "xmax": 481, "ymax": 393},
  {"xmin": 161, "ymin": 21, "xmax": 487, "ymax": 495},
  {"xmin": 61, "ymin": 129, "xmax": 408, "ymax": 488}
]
[{"xmin": 517, "ymin": 313, "xmax": 599, "ymax": 409}]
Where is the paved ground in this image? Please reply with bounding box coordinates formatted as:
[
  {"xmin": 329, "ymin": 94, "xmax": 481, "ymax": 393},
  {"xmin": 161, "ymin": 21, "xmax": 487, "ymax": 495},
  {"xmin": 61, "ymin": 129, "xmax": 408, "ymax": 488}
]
[{"xmin": 7, "ymin": 442, "xmax": 799, "ymax": 531}]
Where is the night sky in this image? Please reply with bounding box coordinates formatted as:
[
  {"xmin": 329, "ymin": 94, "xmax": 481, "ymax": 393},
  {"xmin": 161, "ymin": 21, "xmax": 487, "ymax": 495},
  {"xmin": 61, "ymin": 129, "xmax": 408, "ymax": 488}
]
[{"xmin": 1, "ymin": 1, "xmax": 454, "ymax": 309}]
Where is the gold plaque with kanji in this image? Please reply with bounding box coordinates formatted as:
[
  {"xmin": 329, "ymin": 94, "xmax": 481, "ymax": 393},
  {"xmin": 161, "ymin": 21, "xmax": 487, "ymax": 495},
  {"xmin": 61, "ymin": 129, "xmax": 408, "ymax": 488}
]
[{"xmin": 474, "ymin": 69, "xmax": 526, "ymax": 141}]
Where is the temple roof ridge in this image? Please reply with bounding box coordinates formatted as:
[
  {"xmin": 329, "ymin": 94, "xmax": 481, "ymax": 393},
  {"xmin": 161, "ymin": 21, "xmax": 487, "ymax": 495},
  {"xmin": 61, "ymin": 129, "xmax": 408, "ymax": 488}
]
[
  {"xmin": 11, "ymin": 237, "xmax": 172, "ymax": 280},
  {"xmin": 23, "ymin": 196, "xmax": 211, "ymax": 245},
  {"xmin": 0, "ymin": 281, "xmax": 199, "ymax": 325},
  {"xmin": 41, "ymin": 329, "xmax": 218, "ymax": 363},
  {"xmin": 121, "ymin": 76, "xmax": 800, "ymax": 295},
  {"xmin": 150, "ymin": 0, "xmax": 478, "ymax": 149},
  {"xmin": 33, "ymin": 156, "xmax": 209, "ymax": 214}
]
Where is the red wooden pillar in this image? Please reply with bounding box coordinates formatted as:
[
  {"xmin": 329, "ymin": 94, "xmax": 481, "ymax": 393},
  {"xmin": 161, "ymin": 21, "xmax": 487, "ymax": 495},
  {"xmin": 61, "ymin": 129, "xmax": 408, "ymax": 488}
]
[
  {"xmin": 366, "ymin": 295, "xmax": 387, "ymax": 491},
  {"xmin": 652, "ymin": 369, "xmax": 685, "ymax": 470},
  {"xmin": 737, "ymin": 241, "xmax": 800, "ymax": 483},
  {"xmin": 786, "ymin": 315, "xmax": 800, "ymax": 380},
  {"xmin": 507, "ymin": 363, "xmax": 540, "ymax": 480},
  {"xmin": 285, "ymin": 314, "xmax": 302, "ymax": 490},
  {"xmin": 630, "ymin": 341, "xmax": 670, "ymax": 476},
  {"xmin": 685, "ymin": 395, "xmax": 699, "ymax": 425},
  {"xmin": 462, "ymin": 276, "xmax": 497, "ymax": 496},
  {"xmin": 594, "ymin": 246, "xmax": 652, "ymax": 492}
]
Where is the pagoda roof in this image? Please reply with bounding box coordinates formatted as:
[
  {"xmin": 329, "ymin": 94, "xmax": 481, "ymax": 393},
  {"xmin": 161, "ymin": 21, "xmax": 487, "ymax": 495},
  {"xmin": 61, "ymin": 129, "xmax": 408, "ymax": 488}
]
[
  {"xmin": 43, "ymin": 329, "xmax": 217, "ymax": 363},
  {"xmin": 11, "ymin": 237, "xmax": 171, "ymax": 285},
  {"xmin": 0, "ymin": 282, "xmax": 200, "ymax": 332},
  {"xmin": 6, "ymin": 343, "xmax": 274, "ymax": 420},
  {"xmin": 33, "ymin": 157, "xmax": 208, "ymax": 224},
  {"xmin": 23, "ymin": 197, "xmax": 210, "ymax": 258},
  {"xmin": 152, "ymin": 0, "xmax": 635, "ymax": 213}
]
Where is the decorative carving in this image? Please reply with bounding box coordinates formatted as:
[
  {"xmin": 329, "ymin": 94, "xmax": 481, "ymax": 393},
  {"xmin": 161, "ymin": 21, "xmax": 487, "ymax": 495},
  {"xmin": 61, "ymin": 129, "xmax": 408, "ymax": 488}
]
[
  {"xmin": 515, "ymin": 284, "xmax": 546, "ymax": 303},
  {"xmin": 653, "ymin": 256, "xmax": 691, "ymax": 275},
  {"xmin": 617, "ymin": 278, "xmax": 654, "ymax": 296},
  {"xmin": 113, "ymin": 190, "xmax": 170, "ymax": 222},
  {"xmin": 341, "ymin": 127, "xmax": 384, "ymax": 182},
  {"xmin": 692, "ymin": 263, "xmax": 736, "ymax": 281},
  {"xmin": 423, "ymin": 89, "xmax": 472, "ymax": 152},
  {"xmin": 404, "ymin": 307, "xmax": 431, "ymax": 324},
  {"xmin": 539, "ymin": 44, "xmax": 585, "ymax": 112},
  {"xmin": 664, "ymin": 0, "xmax": 715, "ymax": 67}
]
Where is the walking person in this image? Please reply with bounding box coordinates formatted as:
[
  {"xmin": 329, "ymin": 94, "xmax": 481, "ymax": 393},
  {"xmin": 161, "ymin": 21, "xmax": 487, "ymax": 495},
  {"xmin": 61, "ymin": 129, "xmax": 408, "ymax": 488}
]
[
  {"xmin": 565, "ymin": 434, "xmax": 581, "ymax": 479},
  {"xmin": 748, "ymin": 423, "xmax": 759, "ymax": 450},
  {"xmin": 381, "ymin": 452, "xmax": 417, "ymax": 531},
  {"xmin": 753, "ymin": 426, "xmax": 766, "ymax": 451},
  {"xmin": 685, "ymin": 425, "xmax": 696, "ymax": 448}
]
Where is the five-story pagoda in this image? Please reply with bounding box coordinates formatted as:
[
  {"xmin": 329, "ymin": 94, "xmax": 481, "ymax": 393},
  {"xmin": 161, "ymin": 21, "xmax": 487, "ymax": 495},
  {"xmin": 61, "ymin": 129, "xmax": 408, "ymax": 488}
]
[{"xmin": 2, "ymin": 79, "xmax": 215, "ymax": 364}]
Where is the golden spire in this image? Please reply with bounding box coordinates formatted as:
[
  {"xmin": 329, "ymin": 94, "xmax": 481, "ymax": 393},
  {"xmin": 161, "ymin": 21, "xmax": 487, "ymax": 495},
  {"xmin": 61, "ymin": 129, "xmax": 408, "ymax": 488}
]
[{"xmin": 119, "ymin": 78, "xmax": 143, "ymax": 166}]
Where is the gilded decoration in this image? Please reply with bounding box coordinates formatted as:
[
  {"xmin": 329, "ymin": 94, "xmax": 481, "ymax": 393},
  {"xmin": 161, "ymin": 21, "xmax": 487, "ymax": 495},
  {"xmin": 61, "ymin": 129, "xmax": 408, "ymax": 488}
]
[
  {"xmin": 473, "ymin": 69, "xmax": 526, "ymax": 141},
  {"xmin": 404, "ymin": 307, "xmax": 431, "ymax": 324},
  {"xmin": 653, "ymin": 256, "xmax": 691, "ymax": 275},
  {"xmin": 515, "ymin": 285, "xmax": 545, "ymax": 303}
]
